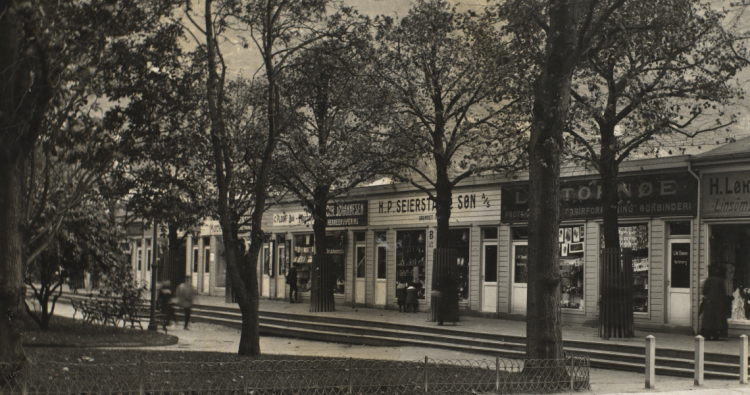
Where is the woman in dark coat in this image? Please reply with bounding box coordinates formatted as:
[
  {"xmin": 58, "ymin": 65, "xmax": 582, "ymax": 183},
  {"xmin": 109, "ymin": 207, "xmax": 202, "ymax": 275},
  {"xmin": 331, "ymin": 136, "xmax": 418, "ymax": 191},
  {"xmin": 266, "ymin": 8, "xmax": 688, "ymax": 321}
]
[{"xmin": 701, "ymin": 265, "xmax": 728, "ymax": 340}]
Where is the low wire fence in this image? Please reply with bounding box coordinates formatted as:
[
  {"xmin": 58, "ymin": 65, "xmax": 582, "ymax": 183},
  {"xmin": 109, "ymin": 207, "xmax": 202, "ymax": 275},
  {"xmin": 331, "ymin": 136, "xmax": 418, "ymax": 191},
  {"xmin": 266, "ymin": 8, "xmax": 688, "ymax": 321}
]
[{"xmin": 0, "ymin": 355, "xmax": 589, "ymax": 394}]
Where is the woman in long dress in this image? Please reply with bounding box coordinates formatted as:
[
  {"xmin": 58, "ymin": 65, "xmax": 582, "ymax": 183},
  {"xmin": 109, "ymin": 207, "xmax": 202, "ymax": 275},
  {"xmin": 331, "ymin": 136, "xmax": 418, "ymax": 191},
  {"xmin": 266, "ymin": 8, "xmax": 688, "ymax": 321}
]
[{"xmin": 701, "ymin": 265, "xmax": 728, "ymax": 340}]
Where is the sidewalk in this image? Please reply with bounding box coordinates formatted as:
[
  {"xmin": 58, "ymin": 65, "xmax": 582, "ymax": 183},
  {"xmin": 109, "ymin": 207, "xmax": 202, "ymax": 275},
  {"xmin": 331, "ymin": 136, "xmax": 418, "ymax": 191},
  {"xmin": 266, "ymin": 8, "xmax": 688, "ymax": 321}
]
[
  {"xmin": 49, "ymin": 296, "xmax": 750, "ymax": 394},
  {"xmin": 194, "ymin": 294, "xmax": 744, "ymax": 356}
]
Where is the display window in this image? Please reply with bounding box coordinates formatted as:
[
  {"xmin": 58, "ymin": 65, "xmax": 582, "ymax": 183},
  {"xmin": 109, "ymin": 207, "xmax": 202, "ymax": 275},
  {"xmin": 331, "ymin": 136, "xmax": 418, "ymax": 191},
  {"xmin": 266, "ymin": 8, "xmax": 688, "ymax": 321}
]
[
  {"xmin": 709, "ymin": 224, "xmax": 750, "ymax": 322},
  {"xmin": 327, "ymin": 232, "xmax": 346, "ymax": 295},
  {"xmin": 396, "ymin": 230, "xmax": 426, "ymax": 299},
  {"xmin": 601, "ymin": 224, "xmax": 650, "ymax": 312},
  {"xmin": 446, "ymin": 229, "xmax": 470, "ymax": 302},
  {"xmin": 293, "ymin": 234, "xmax": 314, "ymax": 293},
  {"xmin": 559, "ymin": 225, "xmax": 585, "ymax": 310}
]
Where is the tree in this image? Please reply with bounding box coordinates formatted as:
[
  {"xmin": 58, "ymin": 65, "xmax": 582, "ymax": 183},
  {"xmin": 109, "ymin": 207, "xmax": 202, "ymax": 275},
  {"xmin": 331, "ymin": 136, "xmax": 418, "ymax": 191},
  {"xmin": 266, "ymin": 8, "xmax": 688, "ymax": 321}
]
[
  {"xmin": 375, "ymin": 0, "xmax": 527, "ymax": 308},
  {"xmin": 0, "ymin": 0, "xmax": 178, "ymax": 362},
  {"xmin": 25, "ymin": 196, "xmax": 126, "ymax": 330},
  {"xmin": 277, "ymin": 35, "xmax": 396, "ymax": 312},
  {"xmin": 562, "ymin": 0, "xmax": 747, "ymax": 337},
  {"xmin": 497, "ymin": 0, "xmax": 628, "ymax": 361}
]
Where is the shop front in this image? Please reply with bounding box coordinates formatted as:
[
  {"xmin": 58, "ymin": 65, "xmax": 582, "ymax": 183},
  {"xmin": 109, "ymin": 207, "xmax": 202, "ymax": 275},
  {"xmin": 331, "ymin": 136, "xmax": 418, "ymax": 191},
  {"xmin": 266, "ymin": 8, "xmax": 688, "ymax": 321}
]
[
  {"xmin": 263, "ymin": 201, "xmax": 368, "ymax": 302},
  {"xmin": 500, "ymin": 163, "xmax": 698, "ymax": 329},
  {"xmin": 692, "ymin": 161, "xmax": 750, "ymax": 335}
]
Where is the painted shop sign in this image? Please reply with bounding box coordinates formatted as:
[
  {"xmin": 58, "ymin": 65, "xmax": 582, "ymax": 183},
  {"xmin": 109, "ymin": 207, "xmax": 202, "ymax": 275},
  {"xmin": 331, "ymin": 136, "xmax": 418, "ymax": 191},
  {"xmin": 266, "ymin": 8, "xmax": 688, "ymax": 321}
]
[
  {"xmin": 501, "ymin": 172, "xmax": 697, "ymax": 223},
  {"xmin": 369, "ymin": 187, "xmax": 500, "ymax": 226},
  {"xmin": 271, "ymin": 201, "xmax": 368, "ymax": 228},
  {"xmin": 702, "ymin": 171, "xmax": 750, "ymax": 218}
]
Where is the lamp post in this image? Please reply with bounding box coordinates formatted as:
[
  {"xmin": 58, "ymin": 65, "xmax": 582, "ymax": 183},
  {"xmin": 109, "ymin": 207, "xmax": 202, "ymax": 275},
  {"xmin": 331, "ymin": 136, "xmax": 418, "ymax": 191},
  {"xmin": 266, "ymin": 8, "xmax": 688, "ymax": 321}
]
[{"xmin": 147, "ymin": 222, "xmax": 159, "ymax": 331}]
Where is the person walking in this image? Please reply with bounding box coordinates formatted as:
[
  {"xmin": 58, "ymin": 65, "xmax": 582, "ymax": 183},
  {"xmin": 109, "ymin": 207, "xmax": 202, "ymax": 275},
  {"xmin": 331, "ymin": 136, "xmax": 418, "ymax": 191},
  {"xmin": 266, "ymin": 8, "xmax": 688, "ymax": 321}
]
[
  {"xmin": 157, "ymin": 280, "xmax": 176, "ymax": 327},
  {"xmin": 700, "ymin": 264, "xmax": 728, "ymax": 340},
  {"xmin": 287, "ymin": 263, "xmax": 299, "ymax": 303},
  {"xmin": 176, "ymin": 277, "xmax": 196, "ymax": 330}
]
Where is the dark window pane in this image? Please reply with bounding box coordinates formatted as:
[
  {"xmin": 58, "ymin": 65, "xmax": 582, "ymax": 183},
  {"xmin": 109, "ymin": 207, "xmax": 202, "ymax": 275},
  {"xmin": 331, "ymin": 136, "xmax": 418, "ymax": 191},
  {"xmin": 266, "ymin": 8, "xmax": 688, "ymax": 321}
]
[
  {"xmin": 484, "ymin": 245, "xmax": 498, "ymax": 282},
  {"xmin": 514, "ymin": 245, "xmax": 528, "ymax": 283},
  {"xmin": 377, "ymin": 246, "xmax": 387, "ymax": 279},
  {"xmin": 356, "ymin": 246, "xmax": 366, "ymax": 278},
  {"xmin": 355, "ymin": 232, "xmax": 366, "ymax": 242},
  {"xmin": 513, "ymin": 228, "xmax": 528, "ymax": 240},
  {"xmin": 670, "ymin": 242, "xmax": 690, "ymax": 288},
  {"xmin": 669, "ymin": 222, "xmax": 691, "ymax": 236},
  {"xmin": 483, "ymin": 227, "xmax": 498, "ymax": 240}
]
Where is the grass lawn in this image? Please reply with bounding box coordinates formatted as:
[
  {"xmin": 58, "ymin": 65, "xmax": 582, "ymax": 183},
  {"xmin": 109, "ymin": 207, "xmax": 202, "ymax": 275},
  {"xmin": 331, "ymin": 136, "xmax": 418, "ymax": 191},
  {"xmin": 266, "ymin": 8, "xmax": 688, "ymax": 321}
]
[{"xmin": 20, "ymin": 314, "xmax": 178, "ymax": 349}]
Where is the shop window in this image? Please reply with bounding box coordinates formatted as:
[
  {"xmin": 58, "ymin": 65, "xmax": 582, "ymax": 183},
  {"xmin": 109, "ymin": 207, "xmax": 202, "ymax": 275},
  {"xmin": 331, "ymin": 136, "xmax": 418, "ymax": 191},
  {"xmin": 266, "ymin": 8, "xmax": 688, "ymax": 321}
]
[
  {"xmin": 192, "ymin": 248, "xmax": 199, "ymax": 273},
  {"xmin": 447, "ymin": 229, "xmax": 470, "ymax": 302},
  {"xmin": 484, "ymin": 245, "xmax": 498, "ymax": 283},
  {"xmin": 602, "ymin": 224, "xmax": 650, "ymax": 313},
  {"xmin": 709, "ymin": 225, "xmax": 750, "ymax": 322},
  {"xmin": 559, "ymin": 225, "xmax": 585, "ymax": 310},
  {"xmin": 669, "ymin": 222, "xmax": 691, "ymax": 236},
  {"xmin": 483, "ymin": 227, "xmax": 498, "ymax": 240},
  {"xmin": 293, "ymin": 234, "xmax": 314, "ymax": 292},
  {"xmin": 396, "ymin": 230, "xmax": 426, "ymax": 299},
  {"xmin": 376, "ymin": 232, "xmax": 387, "ymax": 279},
  {"xmin": 513, "ymin": 228, "xmax": 528, "ymax": 240},
  {"xmin": 327, "ymin": 232, "xmax": 346, "ymax": 295}
]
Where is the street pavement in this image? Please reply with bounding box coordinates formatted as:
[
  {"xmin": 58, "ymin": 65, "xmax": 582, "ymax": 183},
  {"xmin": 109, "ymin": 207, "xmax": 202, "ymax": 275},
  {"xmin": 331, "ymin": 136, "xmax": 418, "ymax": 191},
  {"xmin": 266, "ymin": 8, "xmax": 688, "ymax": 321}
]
[{"xmin": 48, "ymin": 297, "xmax": 750, "ymax": 395}]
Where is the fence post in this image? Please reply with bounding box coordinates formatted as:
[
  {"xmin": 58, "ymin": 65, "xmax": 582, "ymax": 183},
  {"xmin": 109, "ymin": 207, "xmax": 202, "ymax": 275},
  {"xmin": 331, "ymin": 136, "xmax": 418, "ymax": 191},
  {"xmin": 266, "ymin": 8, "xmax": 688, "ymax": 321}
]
[
  {"xmin": 495, "ymin": 356, "xmax": 500, "ymax": 393},
  {"xmin": 349, "ymin": 357, "xmax": 353, "ymax": 395},
  {"xmin": 645, "ymin": 335, "xmax": 655, "ymax": 389},
  {"xmin": 695, "ymin": 335, "xmax": 704, "ymax": 386},
  {"xmin": 741, "ymin": 335, "xmax": 748, "ymax": 384},
  {"xmin": 424, "ymin": 356, "xmax": 429, "ymax": 393},
  {"xmin": 570, "ymin": 356, "xmax": 575, "ymax": 391},
  {"xmin": 245, "ymin": 359, "xmax": 250, "ymax": 395},
  {"xmin": 139, "ymin": 359, "xmax": 146, "ymax": 395},
  {"xmin": 22, "ymin": 360, "xmax": 28, "ymax": 395}
]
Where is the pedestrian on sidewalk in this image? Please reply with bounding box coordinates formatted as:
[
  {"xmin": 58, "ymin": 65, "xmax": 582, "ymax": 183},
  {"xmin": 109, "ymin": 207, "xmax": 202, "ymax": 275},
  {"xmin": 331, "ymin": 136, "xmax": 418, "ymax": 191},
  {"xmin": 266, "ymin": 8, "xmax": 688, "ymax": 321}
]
[
  {"xmin": 157, "ymin": 280, "xmax": 176, "ymax": 326},
  {"xmin": 176, "ymin": 277, "xmax": 196, "ymax": 330},
  {"xmin": 700, "ymin": 264, "xmax": 728, "ymax": 340},
  {"xmin": 406, "ymin": 284, "xmax": 418, "ymax": 313},
  {"xmin": 287, "ymin": 263, "xmax": 299, "ymax": 303},
  {"xmin": 396, "ymin": 281, "xmax": 407, "ymax": 312}
]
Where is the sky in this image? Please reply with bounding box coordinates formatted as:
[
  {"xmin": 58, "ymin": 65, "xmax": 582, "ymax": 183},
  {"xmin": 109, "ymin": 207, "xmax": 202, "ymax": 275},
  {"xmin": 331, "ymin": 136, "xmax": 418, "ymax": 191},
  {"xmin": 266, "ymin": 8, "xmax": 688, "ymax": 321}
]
[{"xmin": 188, "ymin": 0, "xmax": 750, "ymax": 157}]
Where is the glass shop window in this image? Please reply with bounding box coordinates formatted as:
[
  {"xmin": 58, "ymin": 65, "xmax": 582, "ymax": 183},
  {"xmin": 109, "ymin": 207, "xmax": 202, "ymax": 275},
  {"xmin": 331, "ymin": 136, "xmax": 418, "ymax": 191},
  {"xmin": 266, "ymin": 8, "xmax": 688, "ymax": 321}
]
[
  {"xmin": 293, "ymin": 234, "xmax": 314, "ymax": 293},
  {"xmin": 601, "ymin": 224, "xmax": 650, "ymax": 313},
  {"xmin": 446, "ymin": 228, "xmax": 470, "ymax": 302},
  {"xmin": 396, "ymin": 230, "xmax": 426, "ymax": 299},
  {"xmin": 559, "ymin": 225, "xmax": 585, "ymax": 310}
]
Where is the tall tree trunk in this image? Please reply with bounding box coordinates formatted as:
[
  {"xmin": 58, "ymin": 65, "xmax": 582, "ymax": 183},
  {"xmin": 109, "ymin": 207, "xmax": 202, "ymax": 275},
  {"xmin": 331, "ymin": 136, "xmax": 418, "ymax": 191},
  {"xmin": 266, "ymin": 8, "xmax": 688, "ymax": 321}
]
[
  {"xmin": 525, "ymin": 0, "xmax": 579, "ymax": 362},
  {"xmin": 598, "ymin": 126, "xmax": 633, "ymax": 337},
  {"xmin": 310, "ymin": 186, "xmax": 334, "ymax": 312},
  {"xmin": 0, "ymin": 153, "xmax": 27, "ymax": 363}
]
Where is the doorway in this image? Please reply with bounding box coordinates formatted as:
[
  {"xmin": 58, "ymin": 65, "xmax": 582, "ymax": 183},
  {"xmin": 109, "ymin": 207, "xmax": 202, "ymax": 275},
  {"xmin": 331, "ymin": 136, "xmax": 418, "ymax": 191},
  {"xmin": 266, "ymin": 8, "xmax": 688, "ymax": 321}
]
[
  {"xmin": 481, "ymin": 242, "xmax": 498, "ymax": 313},
  {"xmin": 355, "ymin": 233, "xmax": 366, "ymax": 304},
  {"xmin": 667, "ymin": 240, "xmax": 691, "ymax": 325},
  {"xmin": 375, "ymin": 235, "xmax": 387, "ymax": 306},
  {"xmin": 261, "ymin": 244, "xmax": 272, "ymax": 298},
  {"xmin": 511, "ymin": 243, "xmax": 528, "ymax": 314},
  {"xmin": 276, "ymin": 242, "xmax": 286, "ymax": 299}
]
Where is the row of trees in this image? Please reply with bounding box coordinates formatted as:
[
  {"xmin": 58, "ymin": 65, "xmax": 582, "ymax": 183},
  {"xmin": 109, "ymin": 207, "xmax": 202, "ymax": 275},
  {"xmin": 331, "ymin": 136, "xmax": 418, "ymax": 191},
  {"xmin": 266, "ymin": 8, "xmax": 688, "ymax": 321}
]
[{"xmin": 1, "ymin": 0, "xmax": 747, "ymax": 364}]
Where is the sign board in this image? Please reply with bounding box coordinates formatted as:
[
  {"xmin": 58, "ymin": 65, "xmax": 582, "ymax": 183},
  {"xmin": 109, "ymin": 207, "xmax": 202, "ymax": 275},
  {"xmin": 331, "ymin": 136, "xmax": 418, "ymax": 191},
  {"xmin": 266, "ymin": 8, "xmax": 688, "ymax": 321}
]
[
  {"xmin": 501, "ymin": 172, "xmax": 697, "ymax": 223},
  {"xmin": 701, "ymin": 171, "xmax": 750, "ymax": 218},
  {"xmin": 369, "ymin": 187, "xmax": 500, "ymax": 227},
  {"xmin": 270, "ymin": 201, "xmax": 367, "ymax": 228}
]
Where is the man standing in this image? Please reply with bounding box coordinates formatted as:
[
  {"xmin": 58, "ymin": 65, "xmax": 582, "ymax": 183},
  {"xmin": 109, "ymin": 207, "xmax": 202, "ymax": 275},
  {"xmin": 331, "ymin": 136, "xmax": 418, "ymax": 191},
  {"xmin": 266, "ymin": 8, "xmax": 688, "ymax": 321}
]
[
  {"xmin": 176, "ymin": 276, "xmax": 196, "ymax": 330},
  {"xmin": 287, "ymin": 263, "xmax": 299, "ymax": 303}
]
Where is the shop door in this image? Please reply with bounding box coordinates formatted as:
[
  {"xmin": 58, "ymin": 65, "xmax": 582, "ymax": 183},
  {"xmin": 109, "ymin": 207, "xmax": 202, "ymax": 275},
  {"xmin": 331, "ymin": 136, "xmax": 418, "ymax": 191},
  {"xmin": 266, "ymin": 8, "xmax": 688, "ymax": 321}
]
[
  {"xmin": 375, "ymin": 245, "xmax": 387, "ymax": 306},
  {"xmin": 202, "ymin": 245, "xmax": 211, "ymax": 294},
  {"xmin": 668, "ymin": 241, "xmax": 691, "ymax": 325},
  {"xmin": 261, "ymin": 245, "xmax": 272, "ymax": 298},
  {"xmin": 481, "ymin": 243, "xmax": 498, "ymax": 313},
  {"xmin": 511, "ymin": 243, "xmax": 528, "ymax": 314},
  {"xmin": 276, "ymin": 244, "xmax": 286, "ymax": 299},
  {"xmin": 191, "ymin": 247, "xmax": 199, "ymax": 289},
  {"xmin": 355, "ymin": 245, "xmax": 366, "ymax": 304}
]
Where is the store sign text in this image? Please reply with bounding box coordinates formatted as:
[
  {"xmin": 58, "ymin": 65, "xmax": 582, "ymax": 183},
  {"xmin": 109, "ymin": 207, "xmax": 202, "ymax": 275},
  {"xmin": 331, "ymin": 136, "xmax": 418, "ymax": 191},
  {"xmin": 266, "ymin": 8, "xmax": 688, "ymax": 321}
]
[
  {"xmin": 502, "ymin": 172, "xmax": 697, "ymax": 222},
  {"xmin": 271, "ymin": 201, "xmax": 367, "ymax": 227},
  {"xmin": 377, "ymin": 193, "xmax": 491, "ymax": 216},
  {"xmin": 702, "ymin": 172, "xmax": 750, "ymax": 218}
]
